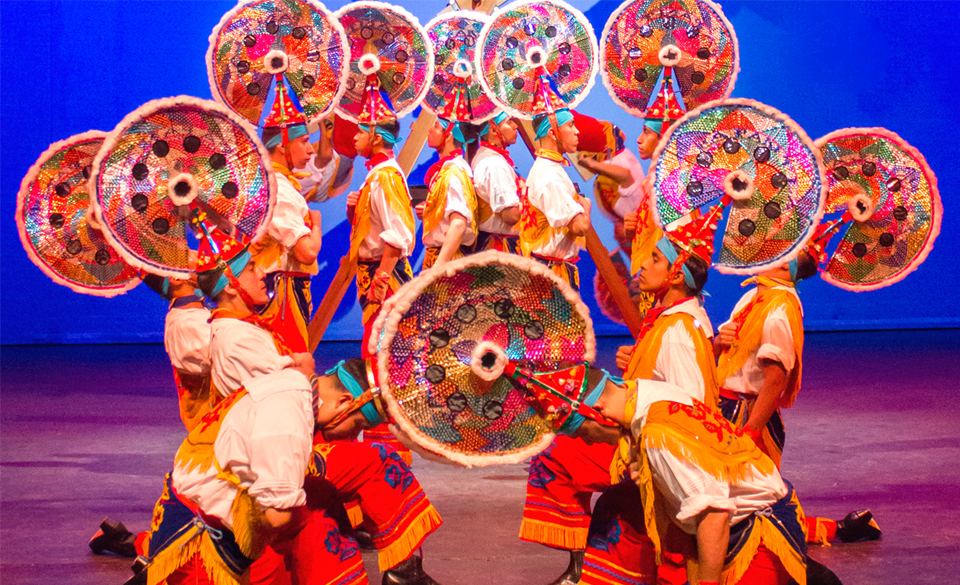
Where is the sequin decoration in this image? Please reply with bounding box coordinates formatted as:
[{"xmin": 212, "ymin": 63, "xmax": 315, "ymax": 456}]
[
  {"xmin": 91, "ymin": 97, "xmax": 275, "ymax": 278},
  {"xmin": 208, "ymin": 0, "xmax": 348, "ymax": 125},
  {"xmin": 376, "ymin": 251, "xmax": 595, "ymax": 467},
  {"xmin": 424, "ymin": 12, "xmax": 496, "ymax": 123},
  {"xmin": 335, "ymin": 2, "xmax": 433, "ymax": 122},
  {"xmin": 600, "ymin": 0, "xmax": 738, "ymax": 118},
  {"xmin": 652, "ymin": 98, "xmax": 827, "ymax": 274},
  {"xmin": 16, "ymin": 131, "xmax": 141, "ymax": 296},
  {"xmin": 477, "ymin": 0, "xmax": 599, "ymax": 119},
  {"xmin": 815, "ymin": 128, "xmax": 941, "ymax": 291}
]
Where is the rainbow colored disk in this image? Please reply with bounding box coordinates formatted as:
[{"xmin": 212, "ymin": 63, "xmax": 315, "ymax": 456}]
[
  {"xmin": 376, "ymin": 251, "xmax": 596, "ymax": 467},
  {"xmin": 424, "ymin": 12, "xmax": 496, "ymax": 123},
  {"xmin": 208, "ymin": 0, "xmax": 348, "ymax": 126},
  {"xmin": 600, "ymin": 0, "xmax": 738, "ymax": 118},
  {"xmin": 17, "ymin": 131, "xmax": 140, "ymax": 296},
  {"xmin": 477, "ymin": 0, "xmax": 599, "ymax": 119},
  {"xmin": 651, "ymin": 98, "xmax": 827, "ymax": 274},
  {"xmin": 814, "ymin": 128, "xmax": 941, "ymax": 291},
  {"xmin": 334, "ymin": 1, "xmax": 433, "ymax": 122},
  {"xmin": 91, "ymin": 96, "xmax": 276, "ymax": 278}
]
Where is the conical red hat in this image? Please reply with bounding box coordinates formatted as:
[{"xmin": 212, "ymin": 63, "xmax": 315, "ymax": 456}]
[
  {"xmin": 263, "ymin": 82, "xmax": 306, "ymax": 129},
  {"xmin": 668, "ymin": 204, "xmax": 722, "ymax": 265},
  {"xmin": 196, "ymin": 225, "xmax": 248, "ymax": 274},
  {"xmin": 644, "ymin": 72, "xmax": 685, "ymax": 127},
  {"xmin": 531, "ymin": 73, "xmax": 569, "ymax": 117},
  {"xmin": 805, "ymin": 220, "xmax": 838, "ymax": 266},
  {"xmin": 358, "ymin": 75, "xmax": 397, "ymax": 126},
  {"xmin": 504, "ymin": 362, "xmax": 609, "ymax": 431},
  {"xmin": 438, "ymin": 82, "xmax": 473, "ymax": 123}
]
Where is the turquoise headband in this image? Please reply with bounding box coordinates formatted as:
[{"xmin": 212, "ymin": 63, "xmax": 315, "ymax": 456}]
[
  {"xmin": 439, "ymin": 118, "xmax": 473, "ymax": 145},
  {"xmin": 558, "ymin": 369, "xmax": 624, "ymax": 435},
  {"xmin": 643, "ymin": 118, "xmax": 664, "ymax": 137},
  {"xmin": 655, "ymin": 235, "xmax": 695, "ymax": 290},
  {"xmin": 788, "ymin": 258, "xmax": 799, "ymax": 282},
  {"xmin": 484, "ymin": 111, "xmax": 510, "ymax": 136},
  {"xmin": 207, "ymin": 249, "xmax": 252, "ymax": 299},
  {"xmin": 325, "ymin": 360, "xmax": 383, "ymax": 426},
  {"xmin": 534, "ymin": 108, "xmax": 574, "ymax": 140},
  {"xmin": 359, "ymin": 124, "xmax": 401, "ymax": 146},
  {"xmin": 263, "ymin": 124, "xmax": 309, "ymax": 149}
]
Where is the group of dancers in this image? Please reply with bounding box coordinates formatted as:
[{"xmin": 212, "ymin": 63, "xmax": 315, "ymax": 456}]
[{"xmin": 17, "ymin": 1, "xmax": 942, "ymax": 585}]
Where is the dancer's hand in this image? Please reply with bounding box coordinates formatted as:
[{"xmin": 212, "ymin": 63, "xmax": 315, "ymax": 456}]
[{"xmin": 615, "ymin": 345, "xmax": 634, "ymax": 371}]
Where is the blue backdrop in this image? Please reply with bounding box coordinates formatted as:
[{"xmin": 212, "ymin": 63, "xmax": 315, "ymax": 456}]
[{"xmin": 2, "ymin": 1, "xmax": 957, "ymax": 345}]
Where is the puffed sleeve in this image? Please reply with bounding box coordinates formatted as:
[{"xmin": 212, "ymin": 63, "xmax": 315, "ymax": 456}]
[
  {"xmin": 371, "ymin": 174, "xmax": 415, "ymax": 252},
  {"xmin": 756, "ymin": 305, "xmax": 797, "ymax": 373},
  {"xmin": 535, "ymin": 180, "xmax": 584, "ymax": 228},
  {"xmin": 646, "ymin": 448, "xmax": 737, "ymax": 534},
  {"xmin": 442, "ymin": 171, "xmax": 473, "ymax": 221},
  {"xmin": 268, "ymin": 181, "xmax": 312, "ymax": 248},
  {"xmin": 654, "ymin": 321, "xmax": 707, "ymax": 402},
  {"xmin": 477, "ymin": 157, "xmax": 520, "ymax": 213}
]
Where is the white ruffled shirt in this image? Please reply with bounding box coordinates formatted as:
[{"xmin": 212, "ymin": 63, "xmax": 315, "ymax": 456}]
[
  {"xmin": 721, "ymin": 286, "xmax": 801, "ymax": 396},
  {"xmin": 358, "ymin": 158, "xmax": 415, "ymax": 260},
  {"xmin": 172, "ymin": 369, "xmax": 314, "ymax": 529},
  {"xmin": 524, "ymin": 155, "xmax": 584, "ymax": 260},
  {"xmin": 296, "ymin": 152, "xmax": 344, "ymax": 203},
  {"xmin": 648, "ymin": 298, "xmax": 715, "ymax": 402},
  {"xmin": 630, "ymin": 380, "xmax": 787, "ymax": 535},
  {"xmin": 261, "ymin": 173, "xmax": 314, "ymax": 275},
  {"xmin": 164, "ymin": 305, "xmax": 211, "ymax": 376},
  {"xmin": 597, "ymin": 149, "xmax": 647, "ymax": 223},
  {"xmin": 210, "ymin": 318, "xmax": 296, "ymax": 398},
  {"xmin": 423, "ymin": 155, "xmax": 477, "ymax": 248},
  {"xmin": 472, "ymin": 146, "xmax": 520, "ymax": 236}
]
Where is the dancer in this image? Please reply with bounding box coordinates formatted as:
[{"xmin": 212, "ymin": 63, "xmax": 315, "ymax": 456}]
[
  {"xmin": 472, "ymin": 111, "xmax": 522, "ymax": 253},
  {"xmin": 251, "ymin": 84, "xmax": 323, "ymax": 353}
]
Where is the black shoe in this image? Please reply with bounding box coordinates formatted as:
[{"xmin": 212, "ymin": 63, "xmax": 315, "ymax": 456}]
[
  {"xmin": 834, "ymin": 509, "xmax": 882, "ymax": 542},
  {"xmin": 89, "ymin": 517, "xmax": 137, "ymax": 558},
  {"xmin": 382, "ymin": 555, "xmax": 440, "ymax": 585},
  {"xmin": 122, "ymin": 557, "xmax": 148, "ymax": 585},
  {"xmin": 803, "ymin": 555, "xmax": 843, "ymax": 585},
  {"xmin": 347, "ymin": 528, "xmax": 377, "ymax": 550},
  {"xmin": 547, "ymin": 550, "xmax": 584, "ymax": 585}
]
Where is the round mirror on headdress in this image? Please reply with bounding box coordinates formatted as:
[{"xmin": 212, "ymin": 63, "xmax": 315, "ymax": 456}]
[
  {"xmin": 91, "ymin": 96, "xmax": 276, "ymax": 278},
  {"xmin": 476, "ymin": 0, "xmax": 599, "ymax": 120},
  {"xmin": 17, "ymin": 131, "xmax": 141, "ymax": 296},
  {"xmin": 812, "ymin": 128, "xmax": 941, "ymax": 291},
  {"xmin": 600, "ymin": 0, "xmax": 738, "ymax": 120},
  {"xmin": 424, "ymin": 12, "xmax": 496, "ymax": 124},
  {"xmin": 374, "ymin": 251, "xmax": 596, "ymax": 467},
  {"xmin": 650, "ymin": 98, "xmax": 828, "ymax": 273},
  {"xmin": 334, "ymin": 1, "xmax": 433, "ymax": 122},
  {"xmin": 207, "ymin": 0, "xmax": 349, "ymax": 126}
]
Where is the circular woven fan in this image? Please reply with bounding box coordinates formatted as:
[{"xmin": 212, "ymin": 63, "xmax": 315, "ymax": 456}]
[
  {"xmin": 376, "ymin": 251, "xmax": 596, "ymax": 467},
  {"xmin": 91, "ymin": 96, "xmax": 276, "ymax": 278},
  {"xmin": 650, "ymin": 98, "xmax": 827, "ymax": 274},
  {"xmin": 16, "ymin": 131, "xmax": 140, "ymax": 297},
  {"xmin": 424, "ymin": 12, "xmax": 496, "ymax": 123},
  {"xmin": 476, "ymin": 0, "xmax": 599, "ymax": 119},
  {"xmin": 814, "ymin": 128, "xmax": 941, "ymax": 291},
  {"xmin": 600, "ymin": 0, "xmax": 738, "ymax": 118},
  {"xmin": 334, "ymin": 1, "xmax": 433, "ymax": 121},
  {"xmin": 207, "ymin": 0, "xmax": 349, "ymax": 125}
]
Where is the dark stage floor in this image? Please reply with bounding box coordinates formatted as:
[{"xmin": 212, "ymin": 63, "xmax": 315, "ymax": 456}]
[{"xmin": 2, "ymin": 331, "xmax": 960, "ymax": 584}]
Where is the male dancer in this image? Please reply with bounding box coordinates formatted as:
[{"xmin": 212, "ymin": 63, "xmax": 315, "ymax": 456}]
[
  {"xmin": 520, "ymin": 81, "xmax": 590, "ymax": 291},
  {"xmin": 472, "ymin": 111, "xmax": 522, "ymax": 253},
  {"xmin": 252, "ymin": 85, "xmax": 323, "ymax": 352}
]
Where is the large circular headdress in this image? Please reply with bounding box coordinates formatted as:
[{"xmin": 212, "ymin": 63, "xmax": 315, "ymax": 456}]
[
  {"xmin": 375, "ymin": 251, "xmax": 596, "ymax": 467},
  {"xmin": 424, "ymin": 12, "xmax": 496, "ymax": 123},
  {"xmin": 812, "ymin": 128, "xmax": 941, "ymax": 291},
  {"xmin": 600, "ymin": 0, "xmax": 738, "ymax": 118},
  {"xmin": 334, "ymin": 1, "xmax": 433, "ymax": 121},
  {"xmin": 650, "ymin": 98, "xmax": 827, "ymax": 273},
  {"xmin": 207, "ymin": 0, "xmax": 349, "ymax": 125},
  {"xmin": 17, "ymin": 131, "xmax": 140, "ymax": 296},
  {"xmin": 476, "ymin": 0, "xmax": 599, "ymax": 119},
  {"xmin": 91, "ymin": 96, "xmax": 276, "ymax": 278}
]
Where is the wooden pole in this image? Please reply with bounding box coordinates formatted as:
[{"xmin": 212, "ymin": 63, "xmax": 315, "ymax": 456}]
[{"xmin": 307, "ymin": 255, "xmax": 357, "ymax": 352}]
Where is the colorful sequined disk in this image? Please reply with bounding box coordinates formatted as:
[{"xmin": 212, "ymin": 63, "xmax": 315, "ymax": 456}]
[
  {"xmin": 377, "ymin": 252, "xmax": 595, "ymax": 466},
  {"xmin": 208, "ymin": 0, "xmax": 348, "ymax": 125},
  {"xmin": 17, "ymin": 131, "xmax": 140, "ymax": 296},
  {"xmin": 477, "ymin": 0, "xmax": 599, "ymax": 119},
  {"xmin": 816, "ymin": 128, "xmax": 941, "ymax": 291},
  {"xmin": 92, "ymin": 97, "xmax": 275, "ymax": 278},
  {"xmin": 600, "ymin": 0, "xmax": 738, "ymax": 118},
  {"xmin": 652, "ymin": 99, "xmax": 827, "ymax": 273},
  {"xmin": 424, "ymin": 12, "xmax": 496, "ymax": 123}
]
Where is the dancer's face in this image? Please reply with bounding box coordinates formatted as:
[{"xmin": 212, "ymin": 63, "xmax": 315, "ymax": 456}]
[
  {"xmin": 556, "ymin": 120, "xmax": 579, "ymax": 154},
  {"xmin": 637, "ymin": 127, "xmax": 659, "ymax": 160},
  {"xmin": 235, "ymin": 263, "xmax": 269, "ymax": 305}
]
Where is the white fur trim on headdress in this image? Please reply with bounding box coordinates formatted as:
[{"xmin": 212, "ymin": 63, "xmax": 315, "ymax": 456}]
[
  {"xmin": 470, "ymin": 341, "xmax": 509, "ymax": 382},
  {"xmin": 723, "ymin": 169, "xmax": 754, "ymax": 201},
  {"xmin": 452, "ymin": 58, "xmax": 472, "ymax": 79},
  {"xmin": 358, "ymin": 53, "xmax": 382, "ymax": 75},
  {"xmin": 525, "ymin": 45, "xmax": 547, "ymax": 68},
  {"xmin": 167, "ymin": 172, "xmax": 200, "ymax": 207},
  {"xmin": 263, "ymin": 49, "xmax": 290, "ymax": 75},
  {"xmin": 658, "ymin": 44, "xmax": 682, "ymax": 67},
  {"xmin": 847, "ymin": 192, "xmax": 874, "ymax": 222}
]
